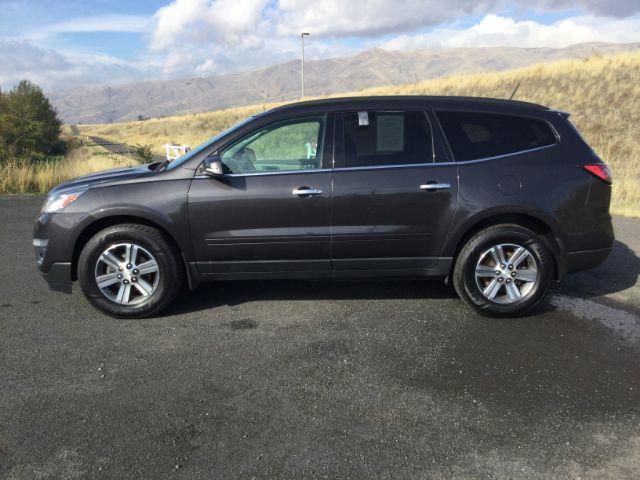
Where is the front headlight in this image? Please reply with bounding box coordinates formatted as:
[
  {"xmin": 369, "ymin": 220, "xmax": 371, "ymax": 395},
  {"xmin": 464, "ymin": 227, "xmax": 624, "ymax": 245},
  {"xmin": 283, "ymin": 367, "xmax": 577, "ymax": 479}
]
[{"xmin": 42, "ymin": 189, "xmax": 87, "ymax": 213}]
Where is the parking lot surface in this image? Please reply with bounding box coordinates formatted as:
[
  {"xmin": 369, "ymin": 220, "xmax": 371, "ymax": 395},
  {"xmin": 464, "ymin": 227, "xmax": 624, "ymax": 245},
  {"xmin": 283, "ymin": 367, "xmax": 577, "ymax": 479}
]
[{"xmin": 1, "ymin": 196, "xmax": 639, "ymax": 479}]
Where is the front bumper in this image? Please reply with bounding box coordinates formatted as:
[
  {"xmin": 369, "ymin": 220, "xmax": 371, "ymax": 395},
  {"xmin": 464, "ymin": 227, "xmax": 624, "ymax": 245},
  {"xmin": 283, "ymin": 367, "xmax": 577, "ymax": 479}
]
[
  {"xmin": 34, "ymin": 211, "xmax": 89, "ymax": 293},
  {"xmin": 40, "ymin": 262, "xmax": 73, "ymax": 293}
]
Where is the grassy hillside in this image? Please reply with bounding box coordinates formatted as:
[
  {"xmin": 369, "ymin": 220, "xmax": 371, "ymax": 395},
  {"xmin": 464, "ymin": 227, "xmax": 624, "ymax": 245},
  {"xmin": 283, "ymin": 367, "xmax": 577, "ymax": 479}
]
[{"xmin": 80, "ymin": 51, "xmax": 639, "ymax": 216}]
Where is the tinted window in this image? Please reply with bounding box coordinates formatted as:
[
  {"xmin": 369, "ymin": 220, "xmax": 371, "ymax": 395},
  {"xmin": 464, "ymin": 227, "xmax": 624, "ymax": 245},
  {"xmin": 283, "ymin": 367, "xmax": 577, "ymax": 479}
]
[
  {"xmin": 436, "ymin": 111, "xmax": 557, "ymax": 162},
  {"xmin": 221, "ymin": 115, "xmax": 325, "ymax": 174},
  {"xmin": 343, "ymin": 111, "xmax": 433, "ymax": 168}
]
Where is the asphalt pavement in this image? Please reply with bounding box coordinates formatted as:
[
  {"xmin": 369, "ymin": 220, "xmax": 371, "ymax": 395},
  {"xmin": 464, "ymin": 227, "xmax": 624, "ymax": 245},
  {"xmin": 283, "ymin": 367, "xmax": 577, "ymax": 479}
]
[
  {"xmin": 89, "ymin": 136, "xmax": 166, "ymax": 162},
  {"xmin": 1, "ymin": 196, "xmax": 639, "ymax": 479}
]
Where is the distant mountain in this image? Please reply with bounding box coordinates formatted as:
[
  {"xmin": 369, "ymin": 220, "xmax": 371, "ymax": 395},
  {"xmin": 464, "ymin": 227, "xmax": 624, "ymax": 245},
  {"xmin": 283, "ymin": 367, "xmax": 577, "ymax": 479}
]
[{"xmin": 50, "ymin": 42, "xmax": 640, "ymax": 124}]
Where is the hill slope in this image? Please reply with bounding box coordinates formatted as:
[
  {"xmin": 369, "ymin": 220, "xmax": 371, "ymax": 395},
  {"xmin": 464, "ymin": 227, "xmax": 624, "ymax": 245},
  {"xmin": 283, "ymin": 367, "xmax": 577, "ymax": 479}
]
[
  {"xmin": 81, "ymin": 51, "xmax": 640, "ymax": 217},
  {"xmin": 53, "ymin": 42, "xmax": 640, "ymax": 124}
]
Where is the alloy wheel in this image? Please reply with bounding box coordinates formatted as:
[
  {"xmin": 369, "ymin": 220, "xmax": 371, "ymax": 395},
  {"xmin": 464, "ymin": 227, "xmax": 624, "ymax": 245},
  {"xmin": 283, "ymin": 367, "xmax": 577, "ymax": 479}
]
[
  {"xmin": 474, "ymin": 243, "xmax": 538, "ymax": 304},
  {"xmin": 94, "ymin": 243, "xmax": 160, "ymax": 305}
]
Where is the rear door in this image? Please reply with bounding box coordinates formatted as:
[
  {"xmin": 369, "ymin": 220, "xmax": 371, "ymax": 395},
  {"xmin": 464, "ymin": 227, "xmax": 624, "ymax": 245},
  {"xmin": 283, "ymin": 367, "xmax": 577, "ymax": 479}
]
[
  {"xmin": 331, "ymin": 110, "xmax": 458, "ymax": 273},
  {"xmin": 188, "ymin": 113, "xmax": 333, "ymax": 277}
]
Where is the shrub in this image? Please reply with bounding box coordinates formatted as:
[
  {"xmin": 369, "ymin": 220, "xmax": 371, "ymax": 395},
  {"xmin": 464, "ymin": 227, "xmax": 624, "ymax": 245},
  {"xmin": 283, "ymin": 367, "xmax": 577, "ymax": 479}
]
[{"xmin": 134, "ymin": 144, "xmax": 154, "ymax": 163}]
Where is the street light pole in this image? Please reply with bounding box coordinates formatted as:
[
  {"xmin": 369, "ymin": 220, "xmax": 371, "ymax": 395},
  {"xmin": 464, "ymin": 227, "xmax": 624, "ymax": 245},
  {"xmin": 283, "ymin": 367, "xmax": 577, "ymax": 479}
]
[
  {"xmin": 186, "ymin": 81, "xmax": 192, "ymax": 115},
  {"xmin": 301, "ymin": 32, "xmax": 309, "ymax": 99}
]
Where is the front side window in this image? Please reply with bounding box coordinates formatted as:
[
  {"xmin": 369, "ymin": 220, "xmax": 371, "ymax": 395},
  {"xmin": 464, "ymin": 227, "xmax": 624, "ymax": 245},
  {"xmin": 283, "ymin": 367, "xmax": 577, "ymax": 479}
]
[
  {"xmin": 436, "ymin": 111, "xmax": 557, "ymax": 162},
  {"xmin": 342, "ymin": 111, "xmax": 433, "ymax": 168},
  {"xmin": 220, "ymin": 115, "xmax": 326, "ymax": 174}
]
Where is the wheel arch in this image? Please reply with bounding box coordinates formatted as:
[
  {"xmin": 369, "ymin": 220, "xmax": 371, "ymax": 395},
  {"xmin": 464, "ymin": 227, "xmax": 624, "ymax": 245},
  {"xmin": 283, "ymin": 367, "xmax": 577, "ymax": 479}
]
[
  {"xmin": 445, "ymin": 211, "xmax": 567, "ymax": 280},
  {"xmin": 71, "ymin": 215, "xmax": 197, "ymax": 288}
]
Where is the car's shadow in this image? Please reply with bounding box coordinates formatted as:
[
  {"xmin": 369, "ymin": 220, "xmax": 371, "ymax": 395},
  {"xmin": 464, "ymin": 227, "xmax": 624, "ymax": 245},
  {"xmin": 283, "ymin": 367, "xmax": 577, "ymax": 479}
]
[
  {"xmin": 559, "ymin": 240, "xmax": 640, "ymax": 298},
  {"xmin": 163, "ymin": 240, "xmax": 639, "ymax": 317},
  {"xmin": 164, "ymin": 278, "xmax": 456, "ymax": 316}
]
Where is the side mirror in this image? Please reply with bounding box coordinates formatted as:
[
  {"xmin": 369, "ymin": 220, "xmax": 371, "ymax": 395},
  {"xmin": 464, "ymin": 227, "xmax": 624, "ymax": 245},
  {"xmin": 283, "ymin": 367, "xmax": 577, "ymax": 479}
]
[{"xmin": 203, "ymin": 156, "xmax": 224, "ymax": 177}]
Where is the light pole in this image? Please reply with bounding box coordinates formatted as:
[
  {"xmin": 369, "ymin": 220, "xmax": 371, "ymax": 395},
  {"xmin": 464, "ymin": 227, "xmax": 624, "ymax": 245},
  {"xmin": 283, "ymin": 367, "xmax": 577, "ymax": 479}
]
[
  {"xmin": 301, "ymin": 32, "xmax": 309, "ymax": 99},
  {"xmin": 185, "ymin": 81, "xmax": 192, "ymax": 115},
  {"xmin": 106, "ymin": 86, "xmax": 113, "ymax": 123}
]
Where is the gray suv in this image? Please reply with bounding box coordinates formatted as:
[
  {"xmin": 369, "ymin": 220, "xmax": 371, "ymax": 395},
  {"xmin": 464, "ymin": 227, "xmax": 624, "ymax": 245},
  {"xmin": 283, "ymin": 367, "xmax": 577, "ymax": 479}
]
[{"xmin": 34, "ymin": 96, "xmax": 614, "ymax": 318}]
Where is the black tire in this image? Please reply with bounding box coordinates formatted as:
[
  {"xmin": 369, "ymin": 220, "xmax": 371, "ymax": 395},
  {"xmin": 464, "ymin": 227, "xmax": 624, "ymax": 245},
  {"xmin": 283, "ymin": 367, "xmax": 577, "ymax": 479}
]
[
  {"xmin": 78, "ymin": 224, "xmax": 184, "ymax": 318},
  {"xmin": 452, "ymin": 224, "xmax": 554, "ymax": 317}
]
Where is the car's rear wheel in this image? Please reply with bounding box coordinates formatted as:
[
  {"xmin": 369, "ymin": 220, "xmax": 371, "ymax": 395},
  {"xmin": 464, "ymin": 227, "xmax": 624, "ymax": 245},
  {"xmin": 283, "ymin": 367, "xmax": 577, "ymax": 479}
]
[
  {"xmin": 78, "ymin": 224, "xmax": 183, "ymax": 318},
  {"xmin": 453, "ymin": 224, "xmax": 554, "ymax": 317}
]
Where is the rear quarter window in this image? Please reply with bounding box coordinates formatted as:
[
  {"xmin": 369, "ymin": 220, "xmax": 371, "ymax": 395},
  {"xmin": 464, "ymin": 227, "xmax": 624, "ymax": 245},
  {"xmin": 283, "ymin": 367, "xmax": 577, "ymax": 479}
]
[{"xmin": 436, "ymin": 111, "xmax": 557, "ymax": 162}]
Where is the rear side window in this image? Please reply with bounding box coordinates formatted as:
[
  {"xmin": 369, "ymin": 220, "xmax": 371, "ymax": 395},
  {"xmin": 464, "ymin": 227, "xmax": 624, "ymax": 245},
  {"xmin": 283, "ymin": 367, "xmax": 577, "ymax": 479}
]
[
  {"xmin": 436, "ymin": 111, "xmax": 557, "ymax": 162},
  {"xmin": 343, "ymin": 111, "xmax": 433, "ymax": 167}
]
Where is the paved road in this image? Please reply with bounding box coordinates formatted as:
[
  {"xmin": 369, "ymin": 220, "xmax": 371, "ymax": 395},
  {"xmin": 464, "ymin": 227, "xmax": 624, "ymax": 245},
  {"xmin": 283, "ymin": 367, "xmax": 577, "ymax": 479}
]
[
  {"xmin": 1, "ymin": 196, "xmax": 639, "ymax": 479},
  {"xmin": 89, "ymin": 136, "xmax": 166, "ymax": 162}
]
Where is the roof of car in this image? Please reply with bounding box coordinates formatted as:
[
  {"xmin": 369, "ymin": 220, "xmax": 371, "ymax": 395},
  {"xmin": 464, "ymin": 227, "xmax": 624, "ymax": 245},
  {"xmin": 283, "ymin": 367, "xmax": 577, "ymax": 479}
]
[{"xmin": 267, "ymin": 95, "xmax": 550, "ymax": 115}]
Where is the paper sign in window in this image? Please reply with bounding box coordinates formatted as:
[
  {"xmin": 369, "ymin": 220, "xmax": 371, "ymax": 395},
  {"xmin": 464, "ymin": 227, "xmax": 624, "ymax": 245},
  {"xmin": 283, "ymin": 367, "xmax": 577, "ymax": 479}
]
[
  {"xmin": 358, "ymin": 111, "xmax": 369, "ymax": 127},
  {"xmin": 377, "ymin": 114, "xmax": 404, "ymax": 152}
]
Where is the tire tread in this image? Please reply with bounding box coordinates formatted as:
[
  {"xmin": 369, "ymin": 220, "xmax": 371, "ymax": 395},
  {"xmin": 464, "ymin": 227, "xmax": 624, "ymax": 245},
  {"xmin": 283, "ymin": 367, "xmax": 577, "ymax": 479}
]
[
  {"xmin": 77, "ymin": 223, "xmax": 184, "ymax": 318},
  {"xmin": 453, "ymin": 223, "xmax": 553, "ymax": 317}
]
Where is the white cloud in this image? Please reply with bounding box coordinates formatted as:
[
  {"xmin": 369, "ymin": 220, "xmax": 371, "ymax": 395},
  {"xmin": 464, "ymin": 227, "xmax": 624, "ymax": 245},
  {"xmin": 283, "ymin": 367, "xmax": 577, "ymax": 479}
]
[
  {"xmin": 273, "ymin": 0, "xmax": 640, "ymax": 37},
  {"xmin": 535, "ymin": 0, "xmax": 640, "ymax": 17},
  {"xmin": 44, "ymin": 14, "xmax": 150, "ymax": 34},
  {"xmin": 145, "ymin": 0, "xmax": 640, "ymax": 77},
  {"xmin": 150, "ymin": 0, "xmax": 270, "ymax": 51},
  {"xmin": 0, "ymin": 39, "xmax": 153, "ymax": 92},
  {"xmin": 149, "ymin": 0, "xmax": 273, "ymax": 74},
  {"xmin": 145, "ymin": 0, "xmax": 488, "ymax": 75},
  {"xmin": 274, "ymin": 0, "xmax": 483, "ymax": 37},
  {"xmin": 381, "ymin": 14, "xmax": 640, "ymax": 50},
  {"xmin": 4, "ymin": 0, "xmax": 640, "ymax": 91}
]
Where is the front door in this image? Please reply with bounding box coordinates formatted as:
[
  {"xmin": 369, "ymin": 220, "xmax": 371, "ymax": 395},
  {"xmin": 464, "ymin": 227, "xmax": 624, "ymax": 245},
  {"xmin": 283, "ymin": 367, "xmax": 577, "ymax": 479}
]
[
  {"xmin": 331, "ymin": 110, "xmax": 458, "ymax": 272},
  {"xmin": 188, "ymin": 114, "xmax": 333, "ymax": 278}
]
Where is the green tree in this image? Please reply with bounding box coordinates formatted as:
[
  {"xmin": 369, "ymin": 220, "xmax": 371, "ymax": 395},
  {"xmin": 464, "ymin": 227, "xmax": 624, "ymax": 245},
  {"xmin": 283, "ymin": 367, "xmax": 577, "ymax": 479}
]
[{"xmin": 0, "ymin": 80, "xmax": 63, "ymax": 159}]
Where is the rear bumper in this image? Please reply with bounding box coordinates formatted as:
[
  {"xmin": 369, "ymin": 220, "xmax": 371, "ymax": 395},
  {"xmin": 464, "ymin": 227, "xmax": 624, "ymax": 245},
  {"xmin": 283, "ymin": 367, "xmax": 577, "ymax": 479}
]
[
  {"xmin": 41, "ymin": 262, "xmax": 73, "ymax": 293},
  {"xmin": 557, "ymin": 206, "xmax": 614, "ymax": 277},
  {"xmin": 565, "ymin": 247, "xmax": 612, "ymax": 274}
]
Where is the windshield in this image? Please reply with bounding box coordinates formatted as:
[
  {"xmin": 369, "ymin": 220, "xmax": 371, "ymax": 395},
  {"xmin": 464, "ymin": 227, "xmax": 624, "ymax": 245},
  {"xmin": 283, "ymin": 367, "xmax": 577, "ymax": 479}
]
[{"xmin": 164, "ymin": 115, "xmax": 257, "ymax": 170}]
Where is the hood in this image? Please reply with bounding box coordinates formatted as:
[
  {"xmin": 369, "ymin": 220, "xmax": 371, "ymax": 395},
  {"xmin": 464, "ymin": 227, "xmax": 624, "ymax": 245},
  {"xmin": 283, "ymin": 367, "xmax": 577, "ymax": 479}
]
[{"xmin": 51, "ymin": 164, "xmax": 155, "ymax": 193}]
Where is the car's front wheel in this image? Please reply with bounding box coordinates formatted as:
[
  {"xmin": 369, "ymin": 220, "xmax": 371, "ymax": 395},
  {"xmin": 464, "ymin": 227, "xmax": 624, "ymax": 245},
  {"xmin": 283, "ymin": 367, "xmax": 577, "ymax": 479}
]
[
  {"xmin": 78, "ymin": 224, "xmax": 183, "ymax": 318},
  {"xmin": 453, "ymin": 224, "xmax": 554, "ymax": 317}
]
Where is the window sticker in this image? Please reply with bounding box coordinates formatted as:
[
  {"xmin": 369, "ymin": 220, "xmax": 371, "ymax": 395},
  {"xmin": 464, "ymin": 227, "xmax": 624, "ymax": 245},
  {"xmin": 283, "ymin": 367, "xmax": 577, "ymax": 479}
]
[
  {"xmin": 358, "ymin": 111, "xmax": 370, "ymax": 127},
  {"xmin": 377, "ymin": 114, "xmax": 404, "ymax": 152}
]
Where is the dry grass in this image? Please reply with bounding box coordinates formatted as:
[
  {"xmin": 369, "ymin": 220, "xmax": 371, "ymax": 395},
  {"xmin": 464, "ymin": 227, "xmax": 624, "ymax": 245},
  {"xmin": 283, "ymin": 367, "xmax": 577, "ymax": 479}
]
[
  {"xmin": 77, "ymin": 52, "xmax": 640, "ymax": 216},
  {"xmin": 80, "ymin": 105, "xmax": 264, "ymax": 156},
  {"xmin": 0, "ymin": 145, "xmax": 138, "ymax": 194}
]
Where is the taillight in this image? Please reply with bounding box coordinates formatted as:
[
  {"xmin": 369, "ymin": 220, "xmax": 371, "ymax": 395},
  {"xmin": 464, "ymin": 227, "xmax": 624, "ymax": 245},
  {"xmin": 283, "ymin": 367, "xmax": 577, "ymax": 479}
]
[{"xmin": 582, "ymin": 164, "xmax": 612, "ymax": 184}]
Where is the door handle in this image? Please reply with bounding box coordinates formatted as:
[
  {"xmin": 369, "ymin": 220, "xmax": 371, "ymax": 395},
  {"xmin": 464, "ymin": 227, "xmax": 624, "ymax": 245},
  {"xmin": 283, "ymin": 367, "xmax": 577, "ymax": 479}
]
[
  {"xmin": 420, "ymin": 183, "xmax": 451, "ymax": 191},
  {"xmin": 292, "ymin": 187, "xmax": 323, "ymax": 196}
]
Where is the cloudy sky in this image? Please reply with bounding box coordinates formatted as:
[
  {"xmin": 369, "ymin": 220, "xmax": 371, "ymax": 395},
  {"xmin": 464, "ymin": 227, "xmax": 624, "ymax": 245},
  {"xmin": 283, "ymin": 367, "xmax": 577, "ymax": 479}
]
[{"xmin": 1, "ymin": 0, "xmax": 640, "ymax": 91}]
